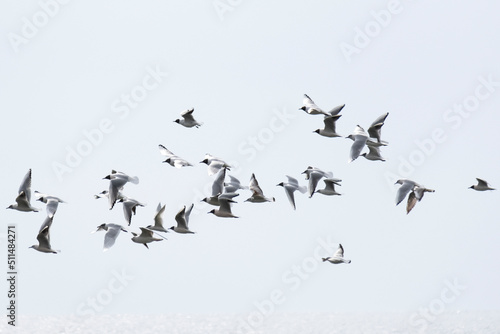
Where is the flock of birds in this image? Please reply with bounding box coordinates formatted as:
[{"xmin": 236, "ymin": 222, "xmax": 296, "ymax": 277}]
[{"xmin": 7, "ymin": 94, "xmax": 496, "ymax": 264}]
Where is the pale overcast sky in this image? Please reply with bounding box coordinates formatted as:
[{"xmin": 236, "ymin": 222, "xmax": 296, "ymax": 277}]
[{"xmin": 1, "ymin": 0, "xmax": 499, "ymax": 321}]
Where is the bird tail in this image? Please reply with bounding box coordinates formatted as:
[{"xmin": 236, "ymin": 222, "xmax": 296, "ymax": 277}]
[{"xmin": 129, "ymin": 176, "xmax": 139, "ymax": 184}]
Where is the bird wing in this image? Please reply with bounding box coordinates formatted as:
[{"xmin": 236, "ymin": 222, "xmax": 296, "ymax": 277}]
[
  {"xmin": 158, "ymin": 144, "xmax": 175, "ymax": 157},
  {"xmin": 249, "ymin": 174, "xmax": 264, "ymax": 196},
  {"xmin": 333, "ymin": 244, "xmax": 345, "ymax": 258},
  {"xmin": 323, "ymin": 115, "xmax": 341, "ymax": 132},
  {"xmin": 283, "ymin": 185, "xmax": 297, "ymax": 210},
  {"xmin": 104, "ymin": 226, "xmax": 122, "ymax": 251},
  {"xmin": 476, "ymin": 178, "xmax": 489, "ymax": 187},
  {"xmin": 219, "ymin": 198, "xmax": 232, "ymax": 213},
  {"xmin": 37, "ymin": 226, "xmax": 52, "ymax": 249},
  {"xmin": 396, "ymin": 180, "xmax": 416, "ymax": 205},
  {"xmin": 181, "ymin": 108, "xmax": 195, "ymax": 121},
  {"xmin": 326, "ymin": 104, "xmax": 345, "ymax": 116},
  {"xmin": 185, "ymin": 203, "xmax": 194, "ymax": 225},
  {"xmin": 367, "ymin": 112, "xmax": 389, "ymax": 142},
  {"xmin": 308, "ymin": 171, "xmax": 325, "ymax": 197},
  {"xmin": 406, "ymin": 191, "xmax": 418, "ymax": 214},
  {"xmin": 175, "ymin": 206, "xmax": 188, "ymax": 229},
  {"xmin": 38, "ymin": 216, "xmax": 54, "ymax": 234},
  {"xmin": 18, "ymin": 169, "xmax": 33, "ymax": 203},
  {"xmin": 212, "ymin": 168, "xmax": 226, "ymax": 196},
  {"xmin": 139, "ymin": 227, "xmax": 154, "ymax": 238},
  {"xmin": 349, "ymin": 135, "xmax": 368, "ymax": 162},
  {"xmin": 154, "ymin": 203, "xmax": 166, "ymax": 228},
  {"xmin": 45, "ymin": 199, "xmax": 59, "ymax": 218}
]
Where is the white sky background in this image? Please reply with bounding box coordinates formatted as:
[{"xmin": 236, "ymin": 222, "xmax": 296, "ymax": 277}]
[{"xmin": 1, "ymin": 0, "xmax": 499, "ymax": 319}]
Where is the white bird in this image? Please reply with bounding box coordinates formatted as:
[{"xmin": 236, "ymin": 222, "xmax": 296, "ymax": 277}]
[
  {"xmin": 30, "ymin": 216, "xmax": 58, "ymax": 254},
  {"xmin": 302, "ymin": 167, "xmax": 335, "ymax": 198},
  {"xmin": 469, "ymin": 178, "xmax": 495, "ymax": 191},
  {"xmin": 146, "ymin": 203, "xmax": 169, "ymax": 233},
  {"xmin": 92, "ymin": 223, "xmax": 128, "ymax": 251},
  {"xmin": 171, "ymin": 204, "xmax": 195, "ymax": 234},
  {"xmin": 174, "ymin": 108, "xmax": 203, "ymax": 128},
  {"xmin": 315, "ymin": 178, "xmax": 342, "ymax": 196},
  {"xmin": 346, "ymin": 125, "xmax": 369, "ymax": 163},
  {"xmin": 103, "ymin": 170, "xmax": 139, "ymax": 210},
  {"xmin": 158, "ymin": 144, "xmax": 193, "ymax": 168},
  {"xmin": 34, "ymin": 191, "xmax": 65, "ymax": 218},
  {"xmin": 208, "ymin": 198, "xmax": 238, "ymax": 218},
  {"xmin": 322, "ymin": 244, "xmax": 351, "ymax": 264},
  {"xmin": 360, "ymin": 145, "xmax": 386, "ymax": 162},
  {"xmin": 367, "ymin": 112, "xmax": 389, "ymax": 145},
  {"xmin": 277, "ymin": 175, "xmax": 307, "ymax": 210},
  {"xmin": 395, "ymin": 179, "xmax": 435, "ymax": 213},
  {"xmin": 131, "ymin": 227, "xmax": 163, "ymax": 249},
  {"xmin": 117, "ymin": 197, "xmax": 145, "ymax": 226},
  {"xmin": 200, "ymin": 154, "xmax": 231, "ymax": 176},
  {"xmin": 245, "ymin": 174, "xmax": 275, "ymax": 203},
  {"xmin": 7, "ymin": 169, "xmax": 40, "ymax": 212},
  {"xmin": 202, "ymin": 168, "xmax": 239, "ymax": 206},
  {"xmin": 314, "ymin": 115, "xmax": 342, "ymax": 138}
]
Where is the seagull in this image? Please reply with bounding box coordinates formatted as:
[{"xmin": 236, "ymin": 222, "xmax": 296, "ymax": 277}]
[
  {"xmin": 300, "ymin": 94, "xmax": 331, "ymax": 116},
  {"xmin": 277, "ymin": 175, "xmax": 307, "ymax": 210},
  {"xmin": 103, "ymin": 170, "xmax": 139, "ymax": 210},
  {"xmin": 406, "ymin": 186, "xmax": 435, "ymax": 214},
  {"xmin": 301, "ymin": 167, "xmax": 336, "ymax": 198},
  {"xmin": 201, "ymin": 168, "xmax": 239, "ymax": 206},
  {"xmin": 367, "ymin": 112, "xmax": 389, "ymax": 145},
  {"xmin": 322, "ymin": 244, "xmax": 351, "ymax": 264},
  {"xmin": 92, "ymin": 223, "xmax": 128, "ymax": 251},
  {"xmin": 314, "ymin": 115, "xmax": 342, "ymax": 138},
  {"xmin": 34, "ymin": 191, "xmax": 65, "ymax": 218},
  {"xmin": 200, "ymin": 154, "xmax": 231, "ymax": 176},
  {"xmin": 346, "ymin": 125, "xmax": 369, "ymax": 163},
  {"xmin": 315, "ymin": 178, "xmax": 342, "ymax": 196},
  {"xmin": 7, "ymin": 169, "xmax": 40, "ymax": 212},
  {"xmin": 170, "ymin": 204, "xmax": 195, "ymax": 234},
  {"xmin": 469, "ymin": 178, "xmax": 495, "ymax": 191},
  {"xmin": 131, "ymin": 227, "xmax": 163, "ymax": 249},
  {"xmin": 146, "ymin": 203, "xmax": 169, "ymax": 233},
  {"xmin": 208, "ymin": 198, "xmax": 238, "ymax": 218},
  {"xmin": 30, "ymin": 216, "xmax": 58, "ymax": 254},
  {"xmin": 360, "ymin": 145, "xmax": 386, "ymax": 162},
  {"xmin": 174, "ymin": 108, "xmax": 203, "ymax": 128},
  {"xmin": 158, "ymin": 144, "xmax": 193, "ymax": 168},
  {"xmin": 245, "ymin": 174, "xmax": 275, "ymax": 203},
  {"xmin": 117, "ymin": 197, "xmax": 145, "ymax": 226}
]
